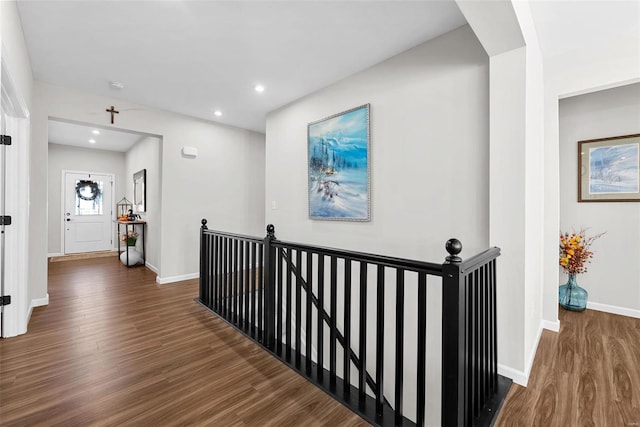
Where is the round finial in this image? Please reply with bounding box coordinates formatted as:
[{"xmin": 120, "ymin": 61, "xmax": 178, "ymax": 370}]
[
  {"xmin": 446, "ymin": 238, "xmax": 462, "ymax": 263},
  {"xmin": 266, "ymin": 224, "xmax": 275, "ymax": 238},
  {"xmin": 201, "ymin": 218, "xmax": 208, "ymax": 227}
]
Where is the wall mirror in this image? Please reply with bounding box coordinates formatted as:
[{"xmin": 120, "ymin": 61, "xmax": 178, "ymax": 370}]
[{"xmin": 133, "ymin": 169, "xmax": 146, "ymax": 212}]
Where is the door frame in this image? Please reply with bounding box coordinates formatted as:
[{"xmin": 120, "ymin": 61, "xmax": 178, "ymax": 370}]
[
  {"xmin": 61, "ymin": 170, "xmax": 115, "ymax": 255},
  {"xmin": 1, "ymin": 43, "xmax": 31, "ymax": 338}
]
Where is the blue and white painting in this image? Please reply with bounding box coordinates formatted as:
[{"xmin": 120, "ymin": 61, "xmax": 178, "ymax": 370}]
[
  {"xmin": 589, "ymin": 143, "xmax": 639, "ymax": 194},
  {"xmin": 308, "ymin": 104, "xmax": 370, "ymax": 221}
]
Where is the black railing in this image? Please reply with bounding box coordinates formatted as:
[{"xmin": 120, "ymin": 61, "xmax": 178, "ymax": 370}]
[{"xmin": 197, "ymin": 220, "xmax": 511, "ymax": 427}]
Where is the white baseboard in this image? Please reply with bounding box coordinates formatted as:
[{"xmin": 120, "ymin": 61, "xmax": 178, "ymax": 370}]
[
  {"xmin": 498, "ymin": 319, "xmax": 549, "ymax": 388},
  {"xmin": 587, "ymin": 301, "xmax": 640, "ymax": 319},
  {"xmin": 498, "ymin": 363, "xmax": 527, "ymax": 387},
  {"xmin": 541, "ymin": 319, "xmax": 560, "ymax": 332},
  {"xmin": 25, "ymin": 293, "xmax": 50, "ymax": 331},
  {"xmin": 156, "ymin": 272, "xmax": 199, "ymax": 285},
  {"xmin": 32, "ymin": 294, "xmax": 50, "ymax": 307},
  {"xmin": 47, "ymin": 253, "xmax": 62, "ymax": 258},
  {"xmin": 145, "ymin": 262, "xmax": 159, "ymax": 274}
]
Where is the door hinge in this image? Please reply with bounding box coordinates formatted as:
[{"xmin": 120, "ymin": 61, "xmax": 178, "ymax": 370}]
[
  {"xmin": 0, "ymin": 216, "xmax": 11, "ymax": 226},
  {"xmin": 0, "ymin": 295, "xmax": 11, "ymax": 306},
  {"xmin": 0, "ymin": 135, "xmax": 11, "ymax": 145}
]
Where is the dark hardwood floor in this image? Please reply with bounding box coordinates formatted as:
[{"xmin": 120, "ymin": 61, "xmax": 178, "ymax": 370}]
[
  {"xmin": 3, "ymin": 257, "xmax": 639, "ymax": 426},
  {"xmin": 495, "ymin": 307, "xmax": 640, "ymax": 426},
  {"xmin": 0, "ymin": 257, "xmax": 367, "ymax": 426}
]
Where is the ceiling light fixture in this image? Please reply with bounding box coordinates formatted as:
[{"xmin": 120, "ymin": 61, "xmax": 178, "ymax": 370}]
[
  {"xmin": 214, "ymin": 110, "xmax": 222, "ymax": 117},
  {"xmin": 89, "ymin": 139, "xmax": 96, "ymax": 144},
  {"xmin": 110, "ymin": 81, "xmax": 124, "ymax": 90},
  {"xmin": 254, "ymin": 84, "xmax": 265, "ymax": 93},
  {"xmin": 92, "ymin": 130, "xmax": 100, "ymax": 135}
]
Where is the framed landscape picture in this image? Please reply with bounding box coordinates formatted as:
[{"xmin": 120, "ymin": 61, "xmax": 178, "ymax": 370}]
[
  {"xmin": 578, "ymin": 133, "xmax": 640, "ymax": 202},
  {"xmin": 307, "ymin": 104, "xmax": 370, "ymax": 221}
]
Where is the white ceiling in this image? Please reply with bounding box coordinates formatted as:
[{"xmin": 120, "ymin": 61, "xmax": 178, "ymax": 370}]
[
  {"xmin": 17, "ymin": 1, "xmax": 467, "ymax": 133},
  {"xmin": 48, "ymin": 120, "xmax": 144, "ymax": 152},
  {"xmin": 16, "ymin": 1, "xmax": 640, "ymax": 137},
  {"xmin": 529, "ymin": 0, "xmax": 640, "ymax": 59}
]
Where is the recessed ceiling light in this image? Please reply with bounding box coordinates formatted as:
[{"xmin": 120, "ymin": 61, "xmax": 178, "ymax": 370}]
[
  {"xmin": 214, "ymin": 110, "xmax": 222, "ymax": 117},
  {"xmin": 89, "ymin": 139, "xmax": 96, "ymax": 144},
  {"xmin": 254, "ymin": 84, "xmax": 265, "ymax": 93},
  {"xmin": 92, "ymin": 130, "xmax": 100, "ymax": 135}
]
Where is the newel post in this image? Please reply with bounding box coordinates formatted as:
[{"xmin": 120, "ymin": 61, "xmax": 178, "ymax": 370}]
[
  {"xmin": 263, "ymin": 224, "xmax": 277, "ymax": 350},
  {"xmin": 199, "ymin": 219, "xmax": 208, "ymax": 306},
  {"xmin": 441, "ymin": 238, "xmax": 467, "ymax": 427}
]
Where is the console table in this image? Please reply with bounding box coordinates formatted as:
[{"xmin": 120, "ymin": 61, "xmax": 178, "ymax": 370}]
[{"xmin": 117, "ymin": 220, "xmax": 146, "ymax": 267}]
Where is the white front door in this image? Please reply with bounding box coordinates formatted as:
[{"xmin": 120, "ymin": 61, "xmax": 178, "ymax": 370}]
[{"xmin": 64, "ymin": 172, "xmax": 113, "ymax": 254}]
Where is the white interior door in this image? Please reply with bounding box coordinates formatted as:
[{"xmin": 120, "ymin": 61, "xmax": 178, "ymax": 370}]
[
  {"xmin": 0, "ymin": 99, "xmax": 6, "ymax": 337},
  {"xmin": 64, "ymin": 172, "xmax": 113, "ymax": 254}
]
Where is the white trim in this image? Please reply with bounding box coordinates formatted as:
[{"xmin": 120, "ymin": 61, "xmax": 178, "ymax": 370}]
[
  {"xmin": 587, "ymin": 301, "xmax": 640, "ymax": 319},
  {"xmin": 25, "ymin": 293, "xmax": 49, "ymax": 332},
  {"xmin": 541, "ymin": 319, "xmax": 560, "ymax": 332},
  {"xmin": 523, "ymin": 322, "xmax": 544, "ymax": 386},
  {"xmin": 32, "ymin": 294, "xmax": 50, "ymax": 307},
  {"xmin": 156, "ymin": 272, "xmax": 198, "ymax": 285},
  {"xmin": 145, "ymin": 261, "xmax": 158, "ymax": 274},
  {"xmin": 1, "ymin": 48, "xmax": 30, "ymax": 339},
  {"xmin": 498, "ymin": 319, "xmax": 549, "ymax": 388},
  {"xmin": 498, "ymin": 363, "xmax": 527, "ymax": 387},
  {"xmin": 48, "ymin": 252, "xmax": 63, "ymax": 258}
]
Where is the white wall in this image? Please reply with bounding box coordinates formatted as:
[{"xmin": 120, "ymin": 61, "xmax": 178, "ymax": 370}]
[
  {"xmin": 125, "ymin": 135, "xmax": 162, "ymax": 272},
  {"xmin": 47, "ymin": 143, "xmax": 127, "ymax": 255},
  {"xmin": 266, "ymin": 25, "xmax": 489, "ymax": 259},
  {"xmin": 32, "ymin": 81, "xmax": 265, "ymax": 295},
  {"xmin": 266, "ymin": 25, "xmax": 488, "ymax": 423},
  {"xmin": 559, "ymin": 83, "xmax": 640, "ymax": 314}
]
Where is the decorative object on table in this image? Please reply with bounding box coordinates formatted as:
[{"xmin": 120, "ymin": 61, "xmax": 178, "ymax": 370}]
[
  {"xmin": 558, "ymin": 228, "xmax": 605, "ymax": 311},
  {"xmin": 120, "ymin": 247, "xmax": 142, "ymax": 266},
  {"xmin": 307, "ymin": 104, "xmax": 370, "ymax": 221},
  {"xmin": 121, "ymin": 229, "xmax": 139, "ymax": 247},
  {"xmin": 578, "ymin": 133, "xmax": 640, "ymax": 202},
  {"xmin": 116, "ymin": 197, "xmax": 133, "ymax": 220},
  {"xmin": 127, "ymin": 209, "xmax": 141, "ymax": 222}
]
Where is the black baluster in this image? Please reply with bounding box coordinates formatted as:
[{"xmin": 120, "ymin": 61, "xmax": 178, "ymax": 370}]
[
  {"xmin": 317, "ymin": 254, "xmax": 324, "ymax": 381},
  {"xmin": 330, "ymin": 256, "xmax": 338, "ymax": 391},
  {"xmin": 306, "ymin": 251, "xmax": 313, "ymax": 374},
  {"xmin": 277, "ymin": 247, "xmax": 284, "ymax": 356},
  {"xmin": 343, "ymin": 258, "xmax": 352, "ymax": 397},
  {"xmin": 295, "ymin": 249, "xmax": 302, "ymax": 368},
  {"xmin": 223, "ymin": 237, "xmax": 228, "ymax": 318},
  {"xmin": 258, "ymin": 243, "xmax": 264, "ymax": 341},
  {"xmin": 250, "ymin": 242, "xmax": 257, "ymax": 338},
  {"xmin": 417, "ymin": 272, "xmax": 427, "ymax": 427},
  {"xmin": 395, "ymin": 268, "xmax": 405, "ymax": 426},
  {"xmin": 234, "ymin": 239, "xmax": 239, "ymax": 324},
  {"xmin": 358, "ymin": 261, "xmax": 367, "ymax": 408},
  {"xmin": 285, "ymin": 248, "xmax": 292, "ymax": 362},
  {"xmin": 375, "ymin": 265, "xmax": 385, "ymax": 417}
]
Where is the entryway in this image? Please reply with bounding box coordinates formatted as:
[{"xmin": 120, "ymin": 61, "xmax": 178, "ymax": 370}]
[{"xmin": 63, "ymin": 171, "xmax": 114, "ymax": 254}]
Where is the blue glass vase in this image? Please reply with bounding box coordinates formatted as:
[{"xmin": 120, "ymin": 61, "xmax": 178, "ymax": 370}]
[{"xmin": 559, "ymin": 274, "xmax": 588, "ymax": 311}]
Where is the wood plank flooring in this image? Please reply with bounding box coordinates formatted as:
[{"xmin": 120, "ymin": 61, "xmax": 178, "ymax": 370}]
[
  {"xmin": 495, "ymin": 307, "xmax": 640, "ymax": 427},
  {"xmin": 0, "ymin": 257, "xmax": 368, "ymax": 426}
]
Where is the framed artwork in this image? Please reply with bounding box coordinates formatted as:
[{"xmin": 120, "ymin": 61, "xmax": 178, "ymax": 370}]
[
  {"xmin": 308, "ymin": 104, "xmax": 370, "ymax": 221},
  {"xmin": 578, "ymin": 134, "xmax": 640, "ymax": 202}
]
